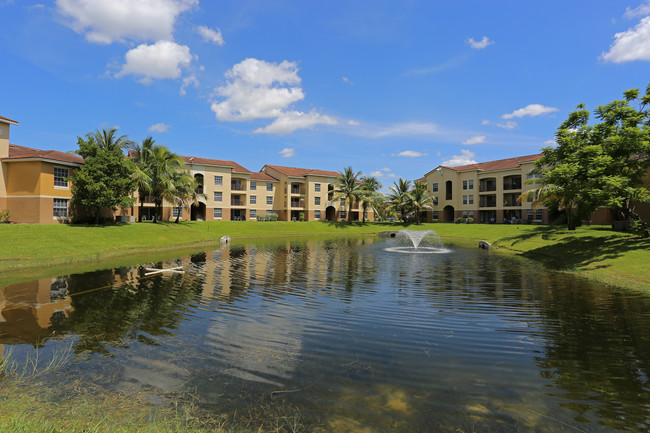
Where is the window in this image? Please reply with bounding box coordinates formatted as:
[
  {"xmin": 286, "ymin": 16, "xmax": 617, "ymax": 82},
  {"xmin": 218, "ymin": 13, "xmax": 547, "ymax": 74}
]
[
  {"xmin": 536, "ymin": 209, "xmax": 543, "ymax": 219},
  {"xmin": 433, "ymin": 197, "xmax": 439, "ymax": 206},
  {"xmin": 468, "ymin": 180, "xmax": 474, "ymax": 190},
  {"xmin": 53, "ymin": 198, "xmax": 68, "ymax": 218},
  {"xmin": 314, "ymin": 210, "xmax": 321, "ymax": 220},
  {"xmin": 527, "ymin": 209, "xmax": 534, "ymax": 219},
  {"xmin": 214, "ymin": 191, "xmax": 222, "ymax": 202},
  {"xmin": 463, "ymin": 180, "xmax": 468, "ymax": 190},
  {"xmin": 340, "ymin": 198, "xmax": 345, "ymax": 205},
  {"xmin": 433, "ymin": 210, "xmax": 439, "ymax": 220},
  {"xmin": 213, "ymin": 208, "xmax": 222, "ymax": 218},
  {"xmin": 250, "ymin": 209, "xmax": 257, "ymax": 219},
  {"xmin": 266, "ymin": 183, "xmax": 273, "ymax": 192},
  {"xmin": 468, "ymin": 195, "xmax": 474, "ymax": 205},
  {"xmin": 54, "ymin": 167, "xmax": 69, "ymax": 188},
  {"xmin": 468, "ymin": 211, "xmax": 474, "ymax": 219},
  {"xmin": 431, "ymin": 183, "xmax": 438, "ymax": 192},
  {"xmin": 526, "ymin": 172, "xmax": 542, "ymax": 180},
  {"xmin": 462, "ymin": 211, "xmax": 468, "ymax": 218},
  {"xmin": 462, "ymin": 195, "xmax": 468, "ymax": 205},
  {"xmin": 250, "ymin": 181, "xmax": 256, "ymax": 190},
  {"xmin": 315, "ymin": 183, "xmax": 321, "ymax": 192},
  {"xmin": 315, "ymin": 197, "xmax": 321, "ymax": 206},
  {"xmin": 214, "ymin": 176, "xmax": 223, "ymax": 186},
  {"xmin": 172, "ymin": 207, "xmax": 182, "ymax": 218},
  {"xmin": 340, "ymin": 210, "xmax": 346, "ymax": 219},
  {"xmin": 250, "ymin": 195, "xmax": 256, "ymax": 205},
  {"xmin": 363, "ymin": 211, "xmax": 368, "ymax": 220},
  {"xmin": 266, "ymin": 196, "xmax": 273, "ymax": 205}
]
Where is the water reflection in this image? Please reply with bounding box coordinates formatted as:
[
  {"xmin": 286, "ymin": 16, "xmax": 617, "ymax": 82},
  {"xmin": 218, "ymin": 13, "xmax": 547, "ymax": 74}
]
[{"xmin": 0, "ymin": 237, "xmax": 649, "ymax": 431}]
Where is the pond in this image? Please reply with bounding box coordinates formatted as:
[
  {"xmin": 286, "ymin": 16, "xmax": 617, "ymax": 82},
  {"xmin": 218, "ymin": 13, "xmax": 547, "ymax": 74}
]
[{"xmin": 1, "ymin": 235, "xmax": 650, "ymax": 432}]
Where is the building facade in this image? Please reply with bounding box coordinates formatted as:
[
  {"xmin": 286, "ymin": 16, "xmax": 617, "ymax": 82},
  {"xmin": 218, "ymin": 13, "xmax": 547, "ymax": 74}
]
[
  {"xmin": 421, "ymin": 154, "xmax": 550, "ymax": 224},
  {"xmin": 1, "ymin": 116, "xmax": 83, "ymax": 224}
]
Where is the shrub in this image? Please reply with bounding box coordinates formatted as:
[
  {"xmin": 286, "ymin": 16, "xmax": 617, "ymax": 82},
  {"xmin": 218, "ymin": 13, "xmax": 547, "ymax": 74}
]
[
  {"xmin": 299, "ymin": 212, "xmax": 305, "ymax": 222},
  {"xmin": 0, "ymin": 209, "xmax": 10, "ymax": 223},
  {"xmin": 466, "ymin": 217, "xmax": 474, "ymax": 224},
  {"xmin": 257, "ymin": 213, "xmax": 279, "ymax": 222},
  {"xmin": 630, "ymin": 219, "xmax": 650, "ymax": 238},
  {"xmin": 455, "ymin": 217, "xmax": 464, "ymax": 224}
]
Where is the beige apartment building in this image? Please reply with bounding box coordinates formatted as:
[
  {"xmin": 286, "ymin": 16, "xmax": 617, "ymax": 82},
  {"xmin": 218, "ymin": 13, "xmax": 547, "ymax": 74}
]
[
  {"xmin": 261, "ymin": 165, "xmax": 374, "ymax": 222},
  {"xmin": 421, "ymin": 154, "xmax": 550, "ymax": 224}
]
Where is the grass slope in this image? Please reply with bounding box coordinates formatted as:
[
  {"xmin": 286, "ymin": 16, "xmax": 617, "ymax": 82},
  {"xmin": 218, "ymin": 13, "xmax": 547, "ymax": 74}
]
[{"xmin": 0, "ymin": 221, "xmax": 648, "ymax": 290}]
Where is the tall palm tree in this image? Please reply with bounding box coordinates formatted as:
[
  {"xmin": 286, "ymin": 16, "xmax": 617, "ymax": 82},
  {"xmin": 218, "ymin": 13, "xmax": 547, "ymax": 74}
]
[
  {"xmin": 332, "ymin": 166, "xmax": 363, "ymax": 223},
  {"xmin": 90, "ymin": 128, "xmax": 133, "ymax": 153},
  {"xmin": 407, "ymin": 181, "xmax": 435, "ymax": 224},
  {"xmin": 166, "ymin": 171, "xmax": 205, "ymax": 223},
  {"xmin": 128, "ymin": 137, "xmax": 156, "ymax": 221},
  {"xmin": 359, "ymin": 176, "xmax": 382, "ymax": 223},
  {"xmin": 386, "ymin": 178, "xmax": 412, "ymax": 221}
]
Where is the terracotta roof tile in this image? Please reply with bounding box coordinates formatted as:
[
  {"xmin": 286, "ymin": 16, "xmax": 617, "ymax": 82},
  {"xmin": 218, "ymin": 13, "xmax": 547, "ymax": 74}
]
[
  {"xmin": 251, "ymin": 171, "xmax": 278, "ymax": 181},
  {"xmin": 264, "ymin": 164, "xmax": 340, "ymax": 178},
  {"xmin": 182, "ymin": 155, "xmax": 251, "ymax": 173},
  {"xmin": 441, "ymin": 154, "xmax": 542, "ymax": 173},
  {"xmin": 4, "ymin": 144, "xmax": 83, "ymax": 165},
  {"xmin": 0, "ymin": 115, "xmax": 18, "ymax": 125}
]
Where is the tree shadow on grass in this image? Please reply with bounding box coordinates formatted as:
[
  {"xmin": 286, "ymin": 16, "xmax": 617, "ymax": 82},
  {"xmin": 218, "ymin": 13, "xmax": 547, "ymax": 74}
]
[{"xmin": 500, "ymin": 228, "xmax": 650, "ymax": 271}]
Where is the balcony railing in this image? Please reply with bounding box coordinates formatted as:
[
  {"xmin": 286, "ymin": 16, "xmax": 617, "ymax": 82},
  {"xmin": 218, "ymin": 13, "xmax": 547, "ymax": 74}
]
[
  {"xmin": 141, "ymin": 196, "xmax": 156, "ymax": 203},
  {"xmin": 195, "ymin": 187, "xmax": 204, "ymax": 194},
  {"xmin": 290, "ymin": 200, "xmax": 304, "ymax": 208},
  {"xmin": 479, "ymin": 200, "xmax": 497, "ymax": 208},
  {"xmin": 503, "ymin": 183, "xmax": 522, "ymax": 191},
  {"xmin": 231, "ymin": 184, "xmax": 246, "ymax": 191},
  {"xmin": 479, "ymin": 185, "xmax": 496, "ymax": 192},
  {"xmin": 290, "ymin": 188, "xmax": 306, "ymax": 195},
  {"xmin": 231, "ymin": 199, "xmax": 245, "ymax": 206}
]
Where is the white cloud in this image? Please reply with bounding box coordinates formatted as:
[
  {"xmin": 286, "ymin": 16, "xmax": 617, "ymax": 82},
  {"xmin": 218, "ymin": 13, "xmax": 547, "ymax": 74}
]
[
  {"xmin": 544, "ymin": 140, "xmax": 557, "ymax": 147},
  {"xmin": 211, "ymin": 58, "xmax": 335, "ymax": 135},
  {"xmin": 397, "ymin": 150, "xmax": 427, "ymax": 158},
  {"xmin": 148, "ymin": 122, "xmax": 171, "ymax": 133},
  {"xmin": 601, "ymin": 16, "xmax": 650, "ymax": 63},
  {"xmin": 372, "ymin": 122, "xmax": 438, "ymax": 138},
  {"xmin": 180, "ymin": 73, "xmax": 199, "ymax": 96},
  {"xmin": 624, "ymin": 1, "xmax": 650, "ymax": 19},
  {"xmin": 197, "ymin": 25, "xmax": 224, "ymax": 45},
  {"xmin": 254, "ymin": 110, "xmax": 337, "ymax": 135},
  {"xmin": 502, "ymin": 104, "xmax": 559, "ymax": 119},
  {"xmin": 496, "ymin": 121, "xmax": 518, "ymax": 129},
  {"xmin": 481, "ymin": 119, "xmax": 490, "ymax": 125},
  {"xmin": 116, "ymin": 41, "xmax": 194, "ymax": 84},
  {"xmin": 347, "ymin": 120, "xmax": 360, "ymax": 126},
  {"xmin": 370, "ymin": 168, "xmax": 397, "ymax": 178},
  {"xmin": 442, "ymin": 149, "xmax": 476, "ymax": 167},
  {"xmin": 462, "ymin": 135, "xmax": 486, "ymax": 145},
  {"xmin": 467, "ymin": 36, "xmax": 494, "ymax": 49},
  {"xmin": 279, "ymin": 147, "xmax": 296, "ymax": 158},
  {"xmin": 56, "ymin": 0, "xmax": 197, "ymax": 44}
]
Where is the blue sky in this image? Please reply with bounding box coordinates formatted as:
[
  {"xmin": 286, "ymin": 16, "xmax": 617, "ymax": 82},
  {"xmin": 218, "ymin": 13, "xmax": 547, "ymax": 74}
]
[{"xmin": 1, "ymin": 0, "xmax": 649, "ymax": 187}]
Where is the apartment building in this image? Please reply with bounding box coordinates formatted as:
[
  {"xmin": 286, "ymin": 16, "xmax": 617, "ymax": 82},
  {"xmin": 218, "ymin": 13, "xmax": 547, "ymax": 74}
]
[
  {"xmin": 0, "ymin": 116, "xmax": 83, "ymax": 224},
  {"xmin": 260, "ymin": 164, "xmax": 374, "ymax": 221},
  {"xmin": 421, "ymin": 154, "xmax": 550, "ymax": 224}
]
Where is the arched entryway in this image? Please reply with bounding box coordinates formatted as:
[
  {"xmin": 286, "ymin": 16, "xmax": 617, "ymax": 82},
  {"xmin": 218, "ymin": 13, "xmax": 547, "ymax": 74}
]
[
  {"xmin": 191, "ymin": 202, "xmax": 206, "ymax": 221},
  {"xmin": 443, "ymin": 205, "xmax": 455, "ymax": 222},
  {"xmin": 325, "ymin": 206, "xmax": 336, "ymax": 221}
]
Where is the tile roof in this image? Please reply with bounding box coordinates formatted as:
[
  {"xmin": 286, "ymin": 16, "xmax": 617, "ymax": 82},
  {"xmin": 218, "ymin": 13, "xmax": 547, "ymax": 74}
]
[
  {"xmin": 0, "ymin": 115, "xmax": 18, "ymax": 125},
  {"xmin": 414, "ymin": 176, "xmax": 427, "ymax": 183},
  {"xmin": 182, "ymin": 155, "xmax": 251, "ymax": 173},
  {"xmin": 250, "ymin": 171, "xmax": 278, "ymax": 181},
  {"xmin": 264, "ymin": 164, "xmax": 340, "ymax": 178},
  {"xmin": 4, "ymin": 144, "xmax": 83, "ymax": 165},
  {"xmin": 441, "ymin": 154, "xmax": 542, "ymax": 173}
]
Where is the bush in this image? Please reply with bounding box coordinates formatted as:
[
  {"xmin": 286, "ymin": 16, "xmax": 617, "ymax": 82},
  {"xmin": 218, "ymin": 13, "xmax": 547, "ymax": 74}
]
[
  {"xmin": 0, "ymin": 209, "xmax": 10, "ymax": 223},
  {"xmin": 455, "ymin": 217, "xmax": 464, "ymax": 224},
  {"xmin": 257, "ymin": 213, "xmax": 279, "ymax": 222},
  {"xmin": 466, "ymin": 217, "xmax": 474, "ymax": 224},
  {"xmin": 630, "ymin": 219, "xmax": 650, "ymax": 238}
]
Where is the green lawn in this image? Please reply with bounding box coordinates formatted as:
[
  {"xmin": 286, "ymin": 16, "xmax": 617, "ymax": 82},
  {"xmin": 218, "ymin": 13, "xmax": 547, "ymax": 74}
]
[{"xmin": 0, "ymin": 221, "xmax": 648, "ymax": 290}]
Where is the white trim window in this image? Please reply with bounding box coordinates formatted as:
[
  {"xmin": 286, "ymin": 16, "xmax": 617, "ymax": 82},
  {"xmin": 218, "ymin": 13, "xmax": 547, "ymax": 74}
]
[
  {"xmin": 214, "ymin": 176, "xmax": 223, "ymax": 186},
  {"xmin": 53, "ymin": 198, "xmax": 68, "ymax": 218},
  {"xmin": 431, "ymin": 183, "xmax": 438, "ymax": 192},
  {"xmin": 340, "ymin": 210, "xmax": 347, "ymax": 219},
  {"xmin": 266, "ymin": 182, "xmax": 273, "ymax": 192},
  {"xmin": 462, "ymin": 195, "xmax": 468, "ymax": 205},
  {"xmin": 172, "ymin": 207, "xmax": 182, "ymax": 219},
  {"xmin": 54, "ymin": 167, "xmax": 69, "ymax": 188},
  {"xmin": 315, "ymin": 197, "xmax": 321, "ymax": 206},
  {"xmin": 266, "ymin": 196, "xmax": 273, "ymax": 205},
  {"xmin": 468, "ymin": 180, "xmax": 474, "ymax": 190},
  {"xmin": 314, "ymin": 210, "xmax": 321, "ymax": 220},
  {"xmin": 213, "ymin": 208, "xmax": 222, "ymax": 219},
  {"xmin": 468, "ymin": 194, "xmax": 474, "ymax": 205},
  {"xmin": 214, "ymin": 191, "xmax": 223, "ymax": 202},
  {"xmin": 250, "ymin": 209, "xmax": 257, "ymax": 219},
  {"xmin": 250, "ymin": 181, "xmax": 257, "ymax": 191},
  {"xmin": 315, "ymin": 183, "xmax": 321, "ymax": 192},
  {"xmin": 250, "ymin": 195, "xmax": 257, "ymax": 205},
  {"xmin": 433, "ymin": 210, "xmax": 439, "ymax": 220}
]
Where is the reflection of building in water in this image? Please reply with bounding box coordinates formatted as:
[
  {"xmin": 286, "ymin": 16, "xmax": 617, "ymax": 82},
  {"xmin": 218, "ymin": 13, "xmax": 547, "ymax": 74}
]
[{"xmin": 0, "ymin": 276, "xmax": 73, "ymax": 347}]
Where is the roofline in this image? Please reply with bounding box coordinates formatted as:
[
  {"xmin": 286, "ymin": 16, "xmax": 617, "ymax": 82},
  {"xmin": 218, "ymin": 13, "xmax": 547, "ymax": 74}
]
[
  {"xmin": 2, "ymin": 157, "xmax": 82, "ymax": 167},
  {"xmin": 423, "ymin": 155, "xmax": 542, "ymax": 177},
  {"xmin": 0, "ymin": 116, "xmax": 19, "ymax": 126}
]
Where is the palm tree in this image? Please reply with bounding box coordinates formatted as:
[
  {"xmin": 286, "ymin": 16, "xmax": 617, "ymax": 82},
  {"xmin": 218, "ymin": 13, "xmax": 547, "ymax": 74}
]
[
  {"xmin": 407, "ymin": 181, "xmax": 435, "ymax": 224},
  {"xmin": 386, "ymin": 178, "xmax": 412, "ymax": 221},
  {"xmin": 128, "ymin": 137, "xmax": 156, "ymax": 221},
  {"xmin": 167, "ymin": 171, "xmax": 205, "ymax": 223},
  {"xmin": 332, "ymin": 166, "xmax": 363, "ymax": 223},
  {"xmin": 359, "ymin": 176, "xmax": 382, "ymax": 223},
  {"xmin": 90, "ymin": 128, "xmax": 133, "ymax": 153}
]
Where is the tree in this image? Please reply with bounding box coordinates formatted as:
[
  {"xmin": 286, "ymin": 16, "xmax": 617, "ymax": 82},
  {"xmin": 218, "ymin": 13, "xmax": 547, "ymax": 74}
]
[
  {"xmin": 359, "ymin": 176, "xmax": 382, "ymax": 223},
  {"xmin": 127, "ymin": 137, "xmax": 156, "ymax": 222},
  {"xmin": 386, "ymin": 178, "xmax": 412, "ymax": 221},
  {"xmin": 332, "ymin": 166, "xmax": 363, "ymax": 223},
  {"xmin": 530, "ymin": 85, "xmax": 650, "ymax": 229},
  {"xmin": 168, "ymin": 171, "xmax": 204, "ymax": 223},
  {"xmin": 69, "ymin": 129, "xmax": 137, "ymax": 224},
  {"xmin": 407, "ymin": 181, "xmax": 435, "ymax": 224}
]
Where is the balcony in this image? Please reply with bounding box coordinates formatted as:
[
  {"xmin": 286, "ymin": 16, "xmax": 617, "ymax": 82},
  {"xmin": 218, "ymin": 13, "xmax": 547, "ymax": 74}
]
[
  {"xmin": 290, "ymin": 187, "xmax": 306, "ymax": 195},
  {"xmin": 231, "ymin": 199, "xmax": 245, "ymax": 206},
  {"xmin": 195, "ymin": 186, "xmax": 204, "ymax": 194},
  {"xmin": 231, "ymin": 183, "xmax": 246, "ymax": 191},
  {"xmin": 503, "ymin": 175, "xmax": 522, "ymax": 191},
  {"xmin": 479, "ymin": 195, "xmax": 497, "ymax": 208},
  {"xmin": 141, "ymin": 195, "xmax": 156, "ymax": 204},
  {"xmin": 290, "ymin": 199, "xmax": 304, "ymax": 208},
  {"xmin": 503, "ymin": 193, "xmax": 522, "ymax": 207},
  {"xmin": 479, "ymin": 185, "xmax": 497, "ymax": 192}
]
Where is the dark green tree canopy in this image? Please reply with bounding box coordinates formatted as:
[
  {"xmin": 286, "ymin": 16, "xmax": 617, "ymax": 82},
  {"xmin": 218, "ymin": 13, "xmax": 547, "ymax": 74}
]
[{"xmin": 69, "ymin": 129, "xmax": 138, "ymax": 223}]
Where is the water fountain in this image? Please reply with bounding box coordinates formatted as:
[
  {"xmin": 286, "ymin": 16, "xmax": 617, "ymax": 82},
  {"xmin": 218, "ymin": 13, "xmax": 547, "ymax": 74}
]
[{"xmin": 384, "ymin": 229, "xmax": 451, "ymax": 254}]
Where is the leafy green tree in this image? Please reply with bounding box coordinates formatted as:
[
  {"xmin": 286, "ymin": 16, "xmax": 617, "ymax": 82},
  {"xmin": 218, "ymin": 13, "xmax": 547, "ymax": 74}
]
[
  {"xmin": 529, "ymin": 85, "xmax": 650, "ymax": 229},
  {"xmin": 332, "ymin": 166, "xmax": 363, "ymax": 223},
  {"xmin": 69, "ymin": 129, "xmax": 137, "ymax": 224},
  {"xmin": 386, "ymin": 178, "xmax": 412, "ymax": 221},
  {"xmin": 168, "ymin": 171, "xmax": 205, "ymax": 223},
  {"xmin": 127, "ymin": 137, "xmax": 156, "ymax": 222},
  {"xmin": 407, "ymin": 181, "xmax": 435, "ymax": 224},
  {"xmin": 359, "ymin": 176, "xmax": 382, "ymax": 223}
]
